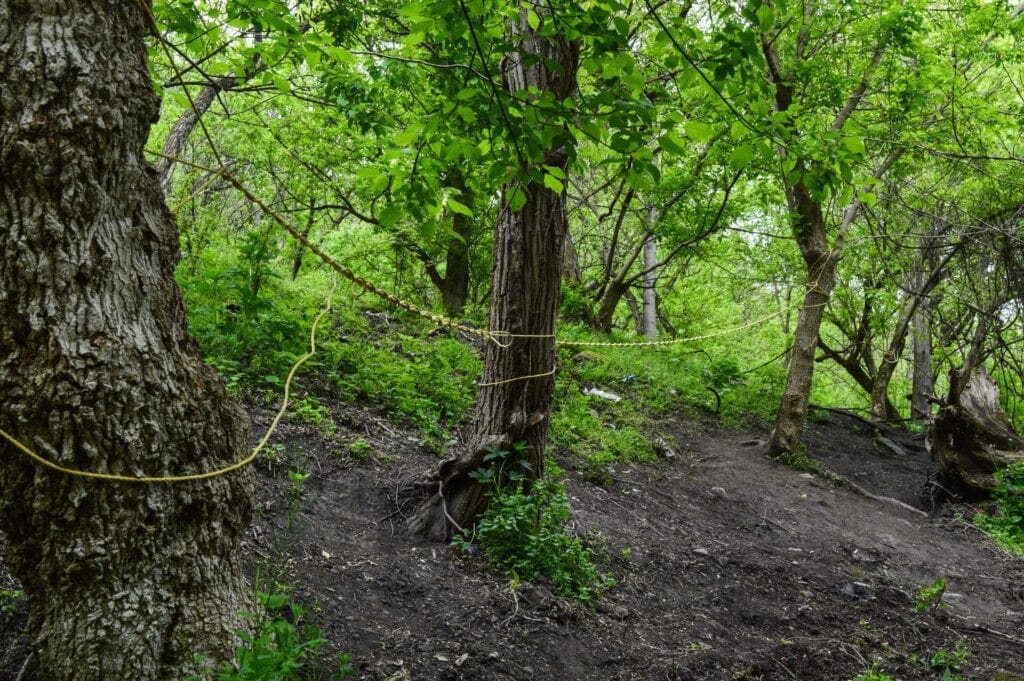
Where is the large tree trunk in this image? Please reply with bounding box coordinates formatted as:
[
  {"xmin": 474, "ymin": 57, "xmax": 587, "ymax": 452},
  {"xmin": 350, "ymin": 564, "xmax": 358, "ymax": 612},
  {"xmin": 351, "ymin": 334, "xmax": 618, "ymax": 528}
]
[
  {"xmin": 928, "ymin": 368, "xmax": 1024, "ymax": 497},
  {"xmin": 410, "ymin": 5, "xmax": 578, "ymax": 541},
  {"xmin": 0, "ymin": 3, "xmax": 253, "ymax": 679}
]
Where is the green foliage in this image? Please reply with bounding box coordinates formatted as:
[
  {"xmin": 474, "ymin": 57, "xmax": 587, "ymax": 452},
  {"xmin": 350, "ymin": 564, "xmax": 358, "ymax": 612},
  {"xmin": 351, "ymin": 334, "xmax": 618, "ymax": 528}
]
[
  {"xmin": 334, "ymin": 330, "xmax": 480, "ymax": 439},
  {"xmin": 908, "ymin": 641, "xmax": 970, "ymax": 681},
  {"xmin": 213, "ymin": 592, "xmax": 356, "ymax": 681},
  {"xmin": 925, "ymin": 642, "xmax": 970, "ymax": 681},
  {"xmin": 975, "ymin": 462, "xmax": 1024, "ymax": 554},
  {"xmin": 914, "ymin": 576, "xmax": 948, "ymax": 614},
  {"xmin": 289, "ymin": 396, "xmax": 337, "ymax": 434},
  {"xmin": 454, "ymin": 448, "xmax": 615, "ymax": 602},
  {"xmin": 0, "ymin": 589, "xmax": 23, "ymax": 625},
  {"xmin": 346, "ymin": 438, "xmax": 374, "ymax": 461}
]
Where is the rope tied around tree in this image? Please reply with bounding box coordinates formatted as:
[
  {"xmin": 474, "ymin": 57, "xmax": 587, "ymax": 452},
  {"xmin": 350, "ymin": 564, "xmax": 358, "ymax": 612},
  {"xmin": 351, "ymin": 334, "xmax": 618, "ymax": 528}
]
[{"xmin": 0, "ymin": 275, "xmax": 339, "ymax": 483}]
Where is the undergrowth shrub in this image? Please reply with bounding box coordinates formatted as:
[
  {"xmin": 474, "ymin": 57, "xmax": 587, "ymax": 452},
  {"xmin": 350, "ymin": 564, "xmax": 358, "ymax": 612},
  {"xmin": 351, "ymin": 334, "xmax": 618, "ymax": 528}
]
[
  {"xmin": 208, "ymin": 592, "xmax": 355, "ymax": 681},
  {"xmin": 975, "ymin": 462, "xmax": 1024, "ymax": 554},
  {"xmin": 453, "ymin": 446, "xmax": 615, "ymax": 602}
]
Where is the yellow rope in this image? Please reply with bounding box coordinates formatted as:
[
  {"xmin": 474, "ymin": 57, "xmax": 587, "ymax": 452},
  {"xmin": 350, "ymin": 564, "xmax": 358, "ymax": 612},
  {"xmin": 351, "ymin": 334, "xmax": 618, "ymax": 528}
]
[
  {"xmin": 0, "ymin": 276, "xmax": 339, "ymax": 483},
  {"xmin": 555, "ymin": 309, "xmax": 786, "ymax": 348},
  {"xmin": 478, "ymin": 366, "xmax": 558, "ymax": 387}
]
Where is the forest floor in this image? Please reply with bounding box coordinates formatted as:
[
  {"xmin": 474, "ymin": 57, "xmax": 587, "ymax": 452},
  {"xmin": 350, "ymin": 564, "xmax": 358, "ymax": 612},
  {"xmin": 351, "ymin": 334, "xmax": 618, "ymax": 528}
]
[{"xmin": 2, "ymin": 401, "xmax": 1024, "ymax": 680}]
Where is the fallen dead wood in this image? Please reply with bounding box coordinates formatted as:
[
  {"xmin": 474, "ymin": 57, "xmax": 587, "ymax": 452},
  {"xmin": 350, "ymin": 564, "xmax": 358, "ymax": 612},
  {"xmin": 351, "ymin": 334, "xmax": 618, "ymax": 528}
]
[{"xmin": 927, "ymin": 368, "xmax": 1024, "ymax": 497}]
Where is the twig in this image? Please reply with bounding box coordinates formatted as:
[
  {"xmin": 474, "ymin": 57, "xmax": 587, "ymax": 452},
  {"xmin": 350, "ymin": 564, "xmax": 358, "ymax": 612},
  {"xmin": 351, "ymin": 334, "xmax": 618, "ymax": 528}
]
[
  {"xmin": 15, "ymin": 650, "xmax": 34, "ymax": 681},
  {"xmin": 818, "ymin": 466, "xmax": 929, "ymax": 517},
  {"xmin": 951, "ymin": 616, "xmax": 1024, "ymax": 645},
  {"xmin": 439, "ymin": 481, "xmax": 466, "ymax": 535}
]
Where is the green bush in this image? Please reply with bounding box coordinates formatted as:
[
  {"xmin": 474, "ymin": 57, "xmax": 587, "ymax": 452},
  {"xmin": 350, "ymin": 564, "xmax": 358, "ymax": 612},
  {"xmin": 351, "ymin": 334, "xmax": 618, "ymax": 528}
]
[
  {"xmin": 453, "ymin": 446, "xmax": 615, "ymax": 602},
  {"xmin": 212, "ymin": 592, "xmax": 356, "ymax": 681},
  {"xmin": 975, "ymin": 462, "xmax": 1024, "ymax": 554}
]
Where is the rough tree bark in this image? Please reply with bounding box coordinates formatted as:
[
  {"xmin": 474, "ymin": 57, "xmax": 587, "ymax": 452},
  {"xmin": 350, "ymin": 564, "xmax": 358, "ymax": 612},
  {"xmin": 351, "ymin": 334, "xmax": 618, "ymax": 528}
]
[
  {"xmin": 910, "ymin": 301, "xmax": 933, "ymax": 422},
  {"xmin": 410, "ymin": 5, "xmax": 578, "ymax": 540},
  {"xmin": 0, "ymin": 2, "xmax": 253, "ymax": 679}
]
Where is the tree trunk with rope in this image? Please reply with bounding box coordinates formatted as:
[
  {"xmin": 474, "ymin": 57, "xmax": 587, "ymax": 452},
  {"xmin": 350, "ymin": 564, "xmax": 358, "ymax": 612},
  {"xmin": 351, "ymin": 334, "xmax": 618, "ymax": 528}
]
[
  {"xmin": 410, "ymin": 4, "xmax": 578, "ymax": 540},
  {"xmin": 0, "ymin": 2, "xmax": 253, "ymax": 678}
]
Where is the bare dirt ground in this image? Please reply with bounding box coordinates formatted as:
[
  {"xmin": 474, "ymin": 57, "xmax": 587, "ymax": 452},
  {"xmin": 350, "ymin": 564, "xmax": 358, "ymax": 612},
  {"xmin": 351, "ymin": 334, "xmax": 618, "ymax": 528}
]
[{"xmin": 2, "ymin": 404, "xmax": 1023, "ymax": 680}]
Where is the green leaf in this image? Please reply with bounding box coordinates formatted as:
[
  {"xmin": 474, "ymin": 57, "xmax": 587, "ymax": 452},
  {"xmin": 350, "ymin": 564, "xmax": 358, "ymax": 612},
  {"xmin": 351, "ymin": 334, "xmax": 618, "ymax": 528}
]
[
  {"xmin": 272, "ymin": 75, "xmax": 290, "ymax": 95},
  {"xmin": 728, "ymin": 144, "xmax": 755, "ymax": 170},
  {"xmin": 527, "ymin": 9, "xmax": 540, "ymax": 30},
  {"xmin": 543, "ymin": 173, "xmax": 565, "ymax": 194},
  {"xmin": 857, "ymin": 190, "xmax": 877, "ymax": 207},
  {"xmin": 263, "ymin": 593, "xmax": 289, "ymax": 610},
  {"xmin": 395, "ymin": 127, "xmax": 420, "ymax": 146},
  {"xmin": 507, "ymin": 185, "xmax": 527, "ymax": 212},
  {"xmin": 841, "ymin": 135, "xmax": 866, "ymax": 156},
  {"xmin": 447, "ymin": 197, "xmax": 473, "ymax": 216},
  {"xmin": 658, "ymin": 132, "xmax": 688, "ymax": 156},
  {"xmin": 684, "ymin": 121, "xmax": 715, "ymax": 143},
  {"xmin": 378, "ymin": 204, "xmax": 403, "ymax": 227}
]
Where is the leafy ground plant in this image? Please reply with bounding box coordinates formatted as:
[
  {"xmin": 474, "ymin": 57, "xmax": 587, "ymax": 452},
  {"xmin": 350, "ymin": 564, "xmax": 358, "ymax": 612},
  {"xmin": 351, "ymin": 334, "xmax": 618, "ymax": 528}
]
[
  {"xmin": 453, "ymin": 445, "xmax": 615, "ymax": 602},
  {"xmin": 975, "ymin": 462, "xmax": 1024, "ymax": 554},
  {"xmin": 213, "ymin": 592, "xmax": 356, "ymax": 681}
]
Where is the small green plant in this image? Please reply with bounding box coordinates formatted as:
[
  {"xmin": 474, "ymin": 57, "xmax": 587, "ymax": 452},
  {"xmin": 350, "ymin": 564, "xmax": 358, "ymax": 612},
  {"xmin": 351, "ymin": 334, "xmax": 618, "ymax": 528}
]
[
  {"xmin": 0, "ymin": 589, "xmax": 24, "ymax": 625},
  {"xmin": 851, "ymin": 664, "xmax": 895, "ymax": 681},
  {"xmin": 453, "ymin": 446, "xmax": 615, "ymax": 602},
  {"xmin": 777, "ymin": 447, "xmax": 819, "ymax": 472},
  {"xmin": 214, "ymin": 592, "xmax": 356, "ymax": 681},
  {"xmin": 923, "ymin": 641, "xmax": 970, "ymax": 680},
  {"xmin": 289, "ymin": 396, "xmax": 337, "ymax": 435},
  {"xmin": 975, "ymin": 462, "xmax": 1024, "ymax": 554},
  {"xmin": 346, "ymin": 438, "xmax": 374, "ymax": 461},
  {"xmin": 915, "ymin": 576, "xmax": 948, "ymax": 614}
]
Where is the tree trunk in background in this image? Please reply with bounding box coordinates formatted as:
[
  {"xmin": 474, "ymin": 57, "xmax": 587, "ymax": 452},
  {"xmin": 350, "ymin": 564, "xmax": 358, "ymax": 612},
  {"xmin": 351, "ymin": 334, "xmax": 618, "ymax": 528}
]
[
  {"xmin": 0, "ymin": 2, "xmax": 253, "ymax": 678},
  {"xmin": 911, "ymin": 302, "xmax": 934, "ymax": 422},
  {"xmin": 642, "ymin": 231, "xmax": 657, "ymax": 341},
  {"xmin": 156, "ymin": 75, "xmax": 235, "ymax": 190},
  {"xmin": 411, "ymin": 5, "xmax": 578, "ymax": 540},
  {"xmin": 440, "ymin": 170, "xmax": 474, "ymax": 316},
  {"xmin": 766, "ymin": 216, "xmax": 837, "ymax": 458}
]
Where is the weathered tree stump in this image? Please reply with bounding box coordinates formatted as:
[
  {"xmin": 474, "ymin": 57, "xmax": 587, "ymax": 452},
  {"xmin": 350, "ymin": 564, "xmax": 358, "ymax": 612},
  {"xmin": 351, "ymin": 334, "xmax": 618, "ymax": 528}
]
[{"xmin": 927, "ymin": 368, "xmax": 1024, "ymax": 497}]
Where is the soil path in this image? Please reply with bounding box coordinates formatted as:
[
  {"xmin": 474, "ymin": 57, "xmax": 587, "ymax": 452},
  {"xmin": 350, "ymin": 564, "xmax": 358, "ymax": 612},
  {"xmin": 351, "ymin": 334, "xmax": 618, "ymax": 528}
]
[{"xmin": 1, "ymin": 408, "xmax": 1022, "ymax": 680}]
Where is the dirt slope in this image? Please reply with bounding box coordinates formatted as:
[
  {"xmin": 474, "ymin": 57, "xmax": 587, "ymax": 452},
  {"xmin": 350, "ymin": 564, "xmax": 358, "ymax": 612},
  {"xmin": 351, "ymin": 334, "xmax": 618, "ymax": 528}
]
[
  {"xmin": 252, "ymin": 406, "xmax": 1023, "ymax": 680},
  {"xmin": 2, "ymin": 407, "xmax": 1023, "ymax": 680}
]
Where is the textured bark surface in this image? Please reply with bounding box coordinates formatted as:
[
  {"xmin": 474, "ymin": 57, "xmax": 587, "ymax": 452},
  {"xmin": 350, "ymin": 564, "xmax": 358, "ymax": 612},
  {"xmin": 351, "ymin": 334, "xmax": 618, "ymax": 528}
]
[
  {"xmin": 412, "ymin": 6, "xmax": 578, "ymax": 540},
  {"xmin": 0, "ymin": 2, "xmax": 253, "ymax": 678},
  {"xmin": 928, "ymin": 369, "xmax": 1024, "ymax": 497},
  {"xmin": 911, "ymin": 302, "xmax": 933, "ymax": 422},
  {"xmin": 642, "ymin": 232, "xmax": 657, "ymax": 341}
]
